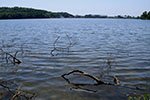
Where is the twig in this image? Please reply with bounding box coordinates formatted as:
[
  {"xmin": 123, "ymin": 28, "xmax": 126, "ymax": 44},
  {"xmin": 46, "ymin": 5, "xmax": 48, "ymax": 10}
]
[
  {"xmin": 50, "ymin": 34, "xmax": 74, "ymax": 56},
  {"xmin": 0, "ymin": 82, "xmax": 15, "ymax": 95},
  {"xmin": 0, "ymin": 79, "xmax": 36, "ymax": 100},
  {"xmin": 11, "ymin": 91, "xmax": 21, "ymax": 100},
  {"xmin": 50, "ymin": 36, "xmax": 60, "ymax": 56},
  {"xmin": 54, "ymin": 36, "xmax": 60, "ymax": 47},
  {"xmin": 0, "ymin": 48, "xmax": 22, "ymax": 64}
]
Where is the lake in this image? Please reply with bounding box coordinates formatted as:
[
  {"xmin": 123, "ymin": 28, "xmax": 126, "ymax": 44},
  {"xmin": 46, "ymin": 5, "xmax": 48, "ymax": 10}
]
[{"xmin": 0, "ymin": 18, "xmax": 150, "ymax": 100}]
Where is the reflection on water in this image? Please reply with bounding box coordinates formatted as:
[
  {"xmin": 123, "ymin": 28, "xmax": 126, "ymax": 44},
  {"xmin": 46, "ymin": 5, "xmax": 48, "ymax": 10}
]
[{"xmin": 0, "ymin": 18, "xmax": 150, "ymax": 100}]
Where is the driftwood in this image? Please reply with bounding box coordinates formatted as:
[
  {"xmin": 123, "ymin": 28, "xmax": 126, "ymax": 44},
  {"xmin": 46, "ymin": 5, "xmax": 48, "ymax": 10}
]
[
  {"xmin": 62, "ymin": 70, "xmax": 118, "ymax": 86},
  {"xmin": 0, "ymin": 79, "xmax": 36, "ymax": 100},
  {"xmin": 50, "ymin": 34, "xmax": 74, "ymax": 56},
  {"xmin": 0, "ymin": 48, "xmax": 22, "ymax": 64},
  {"xmin": 62, "ymin": 70, "xmax": 143, "ymax": 93}
]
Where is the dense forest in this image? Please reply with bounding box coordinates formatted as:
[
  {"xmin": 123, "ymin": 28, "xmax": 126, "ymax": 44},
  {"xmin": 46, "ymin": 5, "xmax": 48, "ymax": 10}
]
[
  {"xmin": 0, "ymin": 7, "xmax": 149, "ymax": 19},
  {"xmin": 0, "ymin": 7, "xmax": 74, "ymax": 19}
]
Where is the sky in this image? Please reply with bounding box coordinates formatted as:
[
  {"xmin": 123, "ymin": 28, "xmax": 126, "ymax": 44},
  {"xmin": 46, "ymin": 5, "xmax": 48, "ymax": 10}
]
[{"xmin": 0, "ymin": 0, "xmax": 150, "ymax": 16}]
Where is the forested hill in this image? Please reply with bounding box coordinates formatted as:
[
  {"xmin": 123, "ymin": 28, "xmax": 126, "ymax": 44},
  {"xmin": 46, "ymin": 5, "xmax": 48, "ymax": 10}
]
[
  {"xmin": 0, "ymin": 7, "xmax": 150, "ymax": 20},
  {"xmin": 0, "ymin": 7, "xmax": 74, "ymax": 19}
]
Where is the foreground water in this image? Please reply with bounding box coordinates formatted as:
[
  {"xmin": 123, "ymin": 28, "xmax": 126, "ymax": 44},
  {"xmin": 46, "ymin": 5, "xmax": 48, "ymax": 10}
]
[{"xmin": 0, "ymin": 18, "xmax": 150, "ymax": 100}]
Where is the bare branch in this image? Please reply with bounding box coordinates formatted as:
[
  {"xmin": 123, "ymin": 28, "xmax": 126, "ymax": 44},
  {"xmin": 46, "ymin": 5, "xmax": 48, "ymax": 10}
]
[
  {"xmin": 5, "ymin": 51, "xmax": 22, "ymax": 64},
  {"xmin": 11, "ymin": 91, "xmax": 21, "ymax": 100},
  {"xmin": 50, "ymin": 34, "xmax": 74, "ymax": 56},
  {"xmin": 0, "ymin": 48, "xmax": 21, "ymax": 64},
  {"xmin": 62, "ymin": 70, "xmax": 143, "ymax": 93},
  {"xmin": 0, "ymin": 79, "xmax": 36, "ymax": 100},
  {"xmin": 53, "ymin": 36, "xmax": 60, "ymax": 47},
  {"xmin": 62, "ymin": 70, "xmax": 113, "ymax": 85}
]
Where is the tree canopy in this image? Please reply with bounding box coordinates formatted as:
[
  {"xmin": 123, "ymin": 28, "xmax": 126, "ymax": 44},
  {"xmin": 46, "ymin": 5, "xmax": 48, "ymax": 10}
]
[
  {"xmin": 140, "ymin": 11, "xmax": 150, "ymax": 20},
  {"xmin": 0, "ymin": 7, "xmax": 74, "ymax": 19}
]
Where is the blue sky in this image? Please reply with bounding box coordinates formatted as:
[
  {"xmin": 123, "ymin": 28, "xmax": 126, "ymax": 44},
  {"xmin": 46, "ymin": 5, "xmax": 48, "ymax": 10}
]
[{"xmin": 0, "ymin": 0, "xmax": 150, "ymax": 16}]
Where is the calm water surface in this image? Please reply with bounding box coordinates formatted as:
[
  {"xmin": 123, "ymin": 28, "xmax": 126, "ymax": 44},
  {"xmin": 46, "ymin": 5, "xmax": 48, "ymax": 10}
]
[{"xmin": 0, "ymin": 18, "xmax": 150, "ymax": 100}]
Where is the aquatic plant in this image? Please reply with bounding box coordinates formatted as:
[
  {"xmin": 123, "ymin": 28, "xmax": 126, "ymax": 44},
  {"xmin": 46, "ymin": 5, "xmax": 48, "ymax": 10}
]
[{"xmin": 127, "ymin": 92, "xmax": 150, "ymax": 100}]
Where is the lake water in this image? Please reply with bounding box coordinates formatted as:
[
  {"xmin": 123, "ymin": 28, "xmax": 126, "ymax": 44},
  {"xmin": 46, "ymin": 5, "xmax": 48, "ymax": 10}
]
[{"xmin": 0, "ymin": 18, "xmax": 150, "ymax": 100}]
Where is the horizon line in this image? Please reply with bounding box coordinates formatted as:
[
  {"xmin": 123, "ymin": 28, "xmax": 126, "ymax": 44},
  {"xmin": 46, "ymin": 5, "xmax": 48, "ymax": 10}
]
[{"xmin": 0, "ymin": 6, "xmax": 144, "ymax": 17}]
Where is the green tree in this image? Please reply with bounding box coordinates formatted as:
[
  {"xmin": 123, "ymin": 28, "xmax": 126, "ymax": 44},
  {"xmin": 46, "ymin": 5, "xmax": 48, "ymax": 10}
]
[
  {"xmin": 0, "ymin": 7, "xmax": 74, "ymax": 19},
  {"xmin": 147, "ymin": 11, "xmax": 150, "ymax": 19},
  {"xmin": 140, "ymin": 11, "xmax": 148, "ymax": 19}
]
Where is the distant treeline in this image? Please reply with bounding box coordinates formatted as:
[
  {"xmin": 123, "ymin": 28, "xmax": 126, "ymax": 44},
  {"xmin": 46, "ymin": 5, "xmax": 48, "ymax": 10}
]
[
  {"xmin": 0, "ymin": 7, "xmax": 149, "ymax": 20},
  {"xmin": 75, "ymin": 14, "xmax": 138, "ymax": 19}
]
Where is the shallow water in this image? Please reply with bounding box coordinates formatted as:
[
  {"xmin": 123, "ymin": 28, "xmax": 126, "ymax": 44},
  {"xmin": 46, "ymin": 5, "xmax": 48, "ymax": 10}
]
[{"xmin": 0, "ymin": 18, "xmax": 150, "ymax": 100}]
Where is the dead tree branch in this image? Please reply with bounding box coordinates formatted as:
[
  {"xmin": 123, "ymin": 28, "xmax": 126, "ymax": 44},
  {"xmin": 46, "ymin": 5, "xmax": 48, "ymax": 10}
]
[
  {"xmin": 62, "ymin": 70, "xmax": 143, "ymax": 93},
  {"xmin": 50, "ymin": 34, "xmax": 74, "ymax": 56},
  {"xmin": 62, "ymin": 70, "xmax": 115, "ymax": 85},
  {"xmin": 50, "ymin": 36, "xmax": 60, "ymax": 56},
  {"xmin": 0, "ymin": 48, "xmax": 22, "ymax": 64},
  {"xmin": 0, "ymin": 79, "xmax": 36, "ymax": 100}
]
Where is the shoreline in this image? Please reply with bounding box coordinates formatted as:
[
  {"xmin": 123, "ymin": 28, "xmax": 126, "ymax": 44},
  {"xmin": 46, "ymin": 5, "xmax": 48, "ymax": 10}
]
[{"xmin": 0, "ymin": 17, "xmax": 141, "ymax": 20}]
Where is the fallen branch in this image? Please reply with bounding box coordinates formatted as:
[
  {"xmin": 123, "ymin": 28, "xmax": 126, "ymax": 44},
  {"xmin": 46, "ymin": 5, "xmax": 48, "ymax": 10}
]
[
  {"xmin": 0, "ymin": 79, "xmax": 36, "ymax": 100},
  {"xmin": 50, "ymin": 36, "xmax": 60, "ymax": 56},
  {"xmin": 0, "ymin": 81, "xmax": 15, "ymax": 95},
  {"xmin": 11, "ymin": 91, "xmax": 21, "ymax": 100},
  {"xmin": 62, "ymin": 70, "xmax": 116, "ymax": 85},
  {"xmin": 0, "ymin": 48, "xmax": 22, "ymax": 64},
  {"xmin": 62, "ymin": 70, "xmax": 143, "ymax": 93},
  {"xmin": 50, "ymin": 34, "xmax": 74, "ymax": 56}
]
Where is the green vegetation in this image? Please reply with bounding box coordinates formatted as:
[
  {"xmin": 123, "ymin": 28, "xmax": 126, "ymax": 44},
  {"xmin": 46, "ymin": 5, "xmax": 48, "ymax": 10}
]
[
  {"xmin": 127, "ymin": 92, "xmax": 150, "ymax": 100},
  {"xmin": 0, "ymin": 7, "xmax": 74, "ymax": 19},
  {"xmin": 140, "ymin": 11, "xmax": 150, "ymax": 20},
  {"xmin": 0, "ymin": 7, "xmax": 150, "ymax": 20}
]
